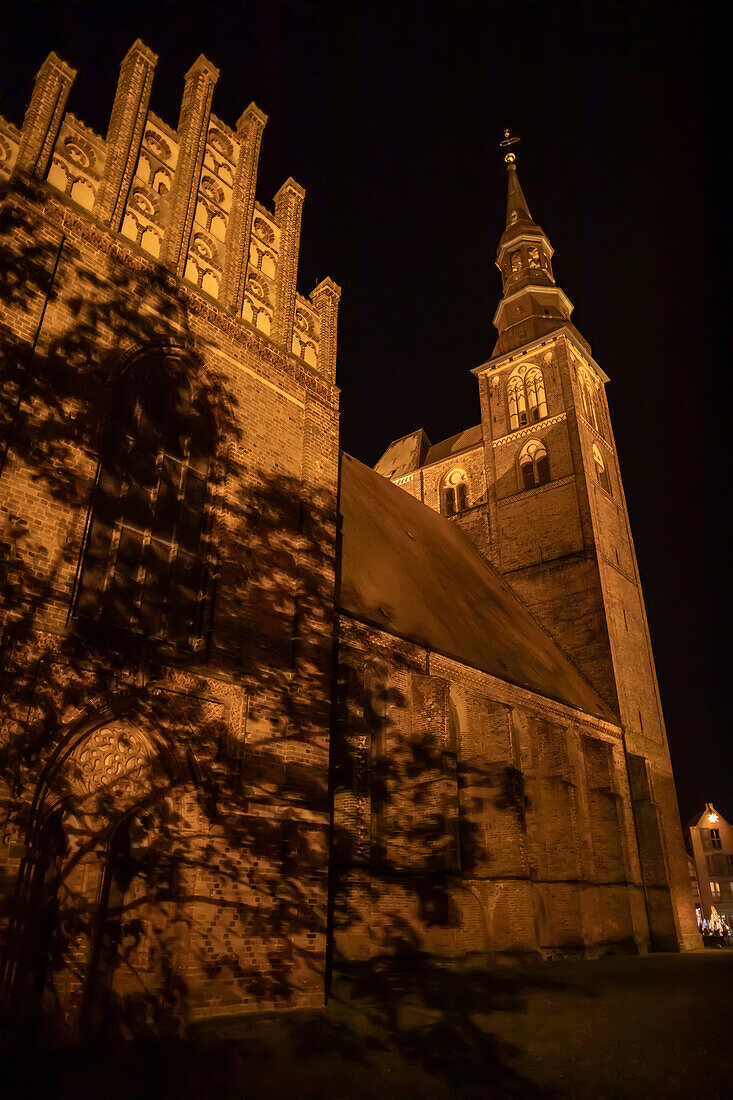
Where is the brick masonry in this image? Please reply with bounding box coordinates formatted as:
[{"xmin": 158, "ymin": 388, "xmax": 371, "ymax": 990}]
[
  {"xmin": 0, "ymin": 41, "xmax": 699, "ymax": 1039},
  {"xmin": 372, "ymin": 174, "xmax": 700, "ymax": 954},
  {"xmin": 0, "ymin": 45, "xmax": 339, "ymax": 1032}
]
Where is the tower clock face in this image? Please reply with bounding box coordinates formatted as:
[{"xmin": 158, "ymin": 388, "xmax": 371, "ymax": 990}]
[{"xmin": 528, "ymin": 246, "xmax": 540, "ymax": 268}]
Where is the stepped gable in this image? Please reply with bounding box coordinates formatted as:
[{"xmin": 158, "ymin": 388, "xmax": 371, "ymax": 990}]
[{"xmin": 338, "ymin": 452, "xmax": 615, "ymax": 721}]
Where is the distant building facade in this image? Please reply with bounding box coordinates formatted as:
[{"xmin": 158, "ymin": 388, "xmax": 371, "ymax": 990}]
[
  {"xmin": 688, "ymin": 804, "xmax": 733, "ymax": 924},
  {"xmin": 0, "ymin": 45, "xmax": 698, "ymax": 1038}
]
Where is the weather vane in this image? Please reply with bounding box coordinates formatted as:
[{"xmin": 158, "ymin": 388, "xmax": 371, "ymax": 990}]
[{"xmin": 500, "ymin": 128, "xmax": 520, "ymax": 164}]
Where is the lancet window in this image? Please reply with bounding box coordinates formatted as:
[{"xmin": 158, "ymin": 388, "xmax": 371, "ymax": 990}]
[
  {"xmin": 507, "ymin": 365, "xmax": 548, "ymax": 431},
  {"xmin": 578, "ymin": 373, "xmax": 601, "ymax": 435},
  {"xmin": 519, "ymin": 439, "xmax": 550, "ymax": 491},
  {"xmin": 76, "ymin": 352, "xmax": 215, "ymax": 645},
  {"xmin": 592, "ymin": 443, "xmax": 612, "ymax": 495},
  {"xmin": 441, "ymin": 469, "xmax": 469, "ymax": 516}
]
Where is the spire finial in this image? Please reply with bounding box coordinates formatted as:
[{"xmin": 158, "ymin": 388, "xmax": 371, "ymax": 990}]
[{"xmin": 500, "ymin": 128, "xmax": 520, "ymax": 165}]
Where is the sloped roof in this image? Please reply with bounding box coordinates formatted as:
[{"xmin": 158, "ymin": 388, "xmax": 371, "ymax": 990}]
[
  {"xmin": 425, "ymin": 424, "xmax": 483, "ymax": 466},
  {"xmin": 688, "ymin": 804, "xmax": 729, "ymax": 829},
  {"xmin": 373, "ymin": 429, "xmax": 431, "ymax": 479},
  {"xmin": 338, "ymin": 453, "xmax": 616, "ymax": 722}
]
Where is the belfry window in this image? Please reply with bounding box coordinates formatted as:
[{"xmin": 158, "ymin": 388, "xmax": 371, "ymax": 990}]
[
  {"xmin": 76, "ymin": 352, "xmax": 215, "ymax": 645},
  {"xmin": 507, "ymin": 366, "xmax": 548, "ymax": 431},
  {"xmin": 528, "ymin": 246, "xmax": 541, "ymax": 268},
  {"xmin": 510, "ymin": 250, "xmax": 523, "ymax": 272},
  {"xmin": 519, "ymin": 439, "xmax": 550, "ymax": 491},
  {"xmin": 441, "ymin": 469, "xmax": 469, "ymax": 516},
  {"xmin": 592, "ymin": 443, "xmax": 611, "ymax": 495},
  {"xmin": 525, "ymin": 369, "xmax": 548, "ymax": 422},
  {"xmin": 580, "ymin": 378, "xmax": 600, "ymax": 433}
]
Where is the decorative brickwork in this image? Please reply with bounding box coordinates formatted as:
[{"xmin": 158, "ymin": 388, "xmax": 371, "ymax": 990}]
[
  {"xmin": 161, "ymin": 56, "xmax": 219, "ymax": 278},
  {"xmin": 0, "ymin": 44, "xmax": 339, "ymax": 1035},
  {"xmin": 0, "ymin": 39, "xmax": 699, "ymax": 1043},
  {"xmin": 272, "ymin": 177, "xmax": 305, "ymax": 349},
  {"xmin": 94, "ymin": 39, "xmax": 158, "ymax": 230},
  {"xmin": 220, "ymin": 104, "xmax": 267, "ymax": 314},
  {"xmin": 15, "ymin": 53, "xmax": 76, "ymax": 179}
]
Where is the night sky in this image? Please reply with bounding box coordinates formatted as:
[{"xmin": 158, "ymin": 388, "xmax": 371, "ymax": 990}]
[{"xmin": 0, "ymin": 1, "xmax": 727, "ymax": 825}]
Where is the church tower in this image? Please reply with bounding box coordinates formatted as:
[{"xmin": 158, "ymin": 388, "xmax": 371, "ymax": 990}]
[{"xmin": 473, "ymin": 135, "xmax": 698, "ymax": 949}]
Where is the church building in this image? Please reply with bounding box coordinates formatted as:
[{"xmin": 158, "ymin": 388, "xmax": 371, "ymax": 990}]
[{"xmin": 0, "ymin": 45, "xmax": 698, "ymax": 1036}]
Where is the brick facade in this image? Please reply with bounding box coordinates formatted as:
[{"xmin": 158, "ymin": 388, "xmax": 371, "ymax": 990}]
[
  {"xmin": 373, "ymin": 155, "xmax": 700, "ymax": 954},
  {"xmin": 333, "ymin": 619, "xmax": 649, "ymax": 961},
  {"xmin": 0, "ymin": 45, "xmax": 339, "ymax": 1035},
  {"xmin": 0, "ymin": 43, "xmax": 698, "ymax": 1041}
]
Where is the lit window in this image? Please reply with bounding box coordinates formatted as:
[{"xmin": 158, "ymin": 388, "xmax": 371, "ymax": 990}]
[
  {"xmin": 76, "ymin": 352, "xmax": 215, "ymax": 646},
  {"xmin": 592, "ymin": 443, "xmax": 612, "ymax": 495},
  {"xmin": 507, "ymin": 365, "xmax": 548, "ymax": 431},
  {"xmin": 518, "ymin": 439, "xmax": 550, "ymax": 491},
  {"xmin": 525, "ymin": 369, "xmax": 548, "ymax": 422},
  {"xmin": 711, "ymin": 881, "xmax": 721, "ymax": 898},
  {"xmin": 441, "ymin": 469, "xmax": 469, "ymax": 516},
  {"xmin": 507, "ymin": 376, "xmax": 526, "ymax": 430}
]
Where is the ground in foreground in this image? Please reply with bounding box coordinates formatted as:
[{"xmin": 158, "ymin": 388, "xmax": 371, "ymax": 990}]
[{"xmin": 4, "ymin": 951, "xmax": 732, "ymax": 1098}]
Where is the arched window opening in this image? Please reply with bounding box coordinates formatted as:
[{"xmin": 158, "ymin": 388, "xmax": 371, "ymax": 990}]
[
  {"xmin": 519, "ymin": 439, "xmax": 550, "ymax": 491},
  {"xmin": 593, "ymin": 443, "xmax": 611, "ymax": 495},
  {"xmin": 588, "ymin": 387, "xmax": 599, "ymax": 432},
  {"xmin": 578, "ymin": 369, "xmax": 605, "ymax": 437},
  {"xmin": 525, "ymin": 368, "xmax": 548, "ymax": 422},
  {"xmin": 579, "ymin": 379, "xmax": 598, "ymax": 433},
  {"xmin": 441, "ymin": 468, "xmax": 469, "ymax": 516},
  {"xmin": 76, "ymin": 352, "xmax": 215, "ymax": 646},
  {"xmin": 508, "ymin": 365, "xmax": 547, "ymax": 430},
  {"xmin": 507, "ymin": 377, "xmax": 525, "ymax": 430}
]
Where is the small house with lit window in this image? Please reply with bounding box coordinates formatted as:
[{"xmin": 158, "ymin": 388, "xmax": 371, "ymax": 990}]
[{"xmin": 688, "ymin": 804, "xmax": 733, "ymax": 924}]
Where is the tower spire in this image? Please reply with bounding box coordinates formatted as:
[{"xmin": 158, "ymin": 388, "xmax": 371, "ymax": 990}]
[
  {"xmin": 491, "ymin": 130, "xmax": 576, "ymax": 356},
  {"xmin": 500, "ymin": 130, "xmax": 534, "ymax": 229}
]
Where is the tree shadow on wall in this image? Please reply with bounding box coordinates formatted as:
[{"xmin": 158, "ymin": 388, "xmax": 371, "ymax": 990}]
[
  {"xmin": 0, "ymin": 186, "xmax": 336, "ymax": 1045},
  {"xmin": 0, "ymin": 182, "xmax": 578, "ymax": 1096}
]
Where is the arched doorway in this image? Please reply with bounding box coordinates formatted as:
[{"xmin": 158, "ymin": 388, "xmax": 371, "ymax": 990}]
[{"xmin": 10, "ymin": 716, "xmax": 184, "ymax": 1036}]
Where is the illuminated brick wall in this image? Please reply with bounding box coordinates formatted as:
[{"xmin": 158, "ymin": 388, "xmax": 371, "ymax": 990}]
[
  {"xmin": 0, "ymin": 43, "xmax": 339, "ymax": 1029},
  {"xmin": 333, "ymin": 617, "xmax": 651, "ymax": 962}
]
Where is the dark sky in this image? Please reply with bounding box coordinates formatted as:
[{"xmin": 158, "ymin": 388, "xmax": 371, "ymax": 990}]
[{"xmin": 0, "ymin": 1, "xmax": 727, "ymax": 825}]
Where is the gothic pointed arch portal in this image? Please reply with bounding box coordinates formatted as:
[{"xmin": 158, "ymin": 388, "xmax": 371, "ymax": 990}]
[{"xmin": 13, "ymin": 714, "xmax": 186, "ymax": 1036}]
